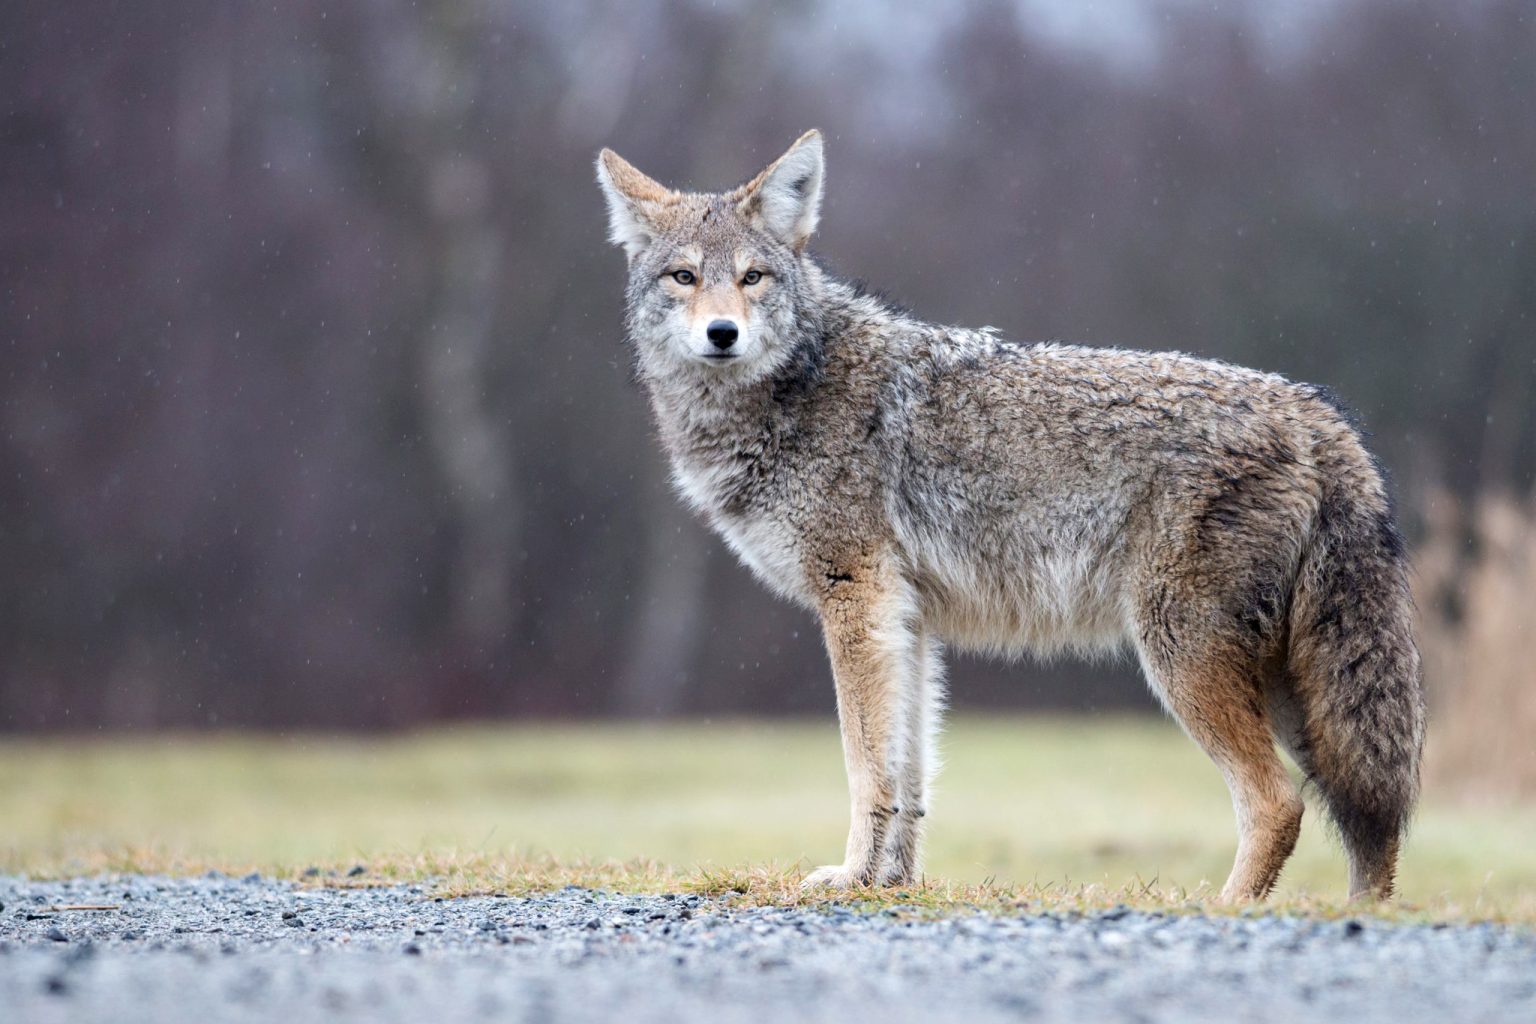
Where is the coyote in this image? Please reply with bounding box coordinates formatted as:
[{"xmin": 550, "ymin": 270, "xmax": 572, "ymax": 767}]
[{"xmin": 596, "ymin": 130, "xmax": 1425, "ymax": 901}]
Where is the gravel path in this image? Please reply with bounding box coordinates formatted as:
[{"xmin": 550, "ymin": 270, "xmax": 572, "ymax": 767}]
[{"xmin": 3, "ymin": 875, "xmax": 1534, "ymax": 1023}]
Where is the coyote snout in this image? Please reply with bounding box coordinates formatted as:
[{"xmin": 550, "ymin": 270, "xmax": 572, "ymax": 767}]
[
  {"xmin": 705, "ymin": 319, "xmax": 739, "ymax": 353},
  {"xmin": 597, "ymin": 130, "xmax": 1425, "ymax": 903}
]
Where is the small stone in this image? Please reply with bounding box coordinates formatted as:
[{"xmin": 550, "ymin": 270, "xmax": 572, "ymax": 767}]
[
  {"xmin": 45, "ymin": 927, "xmax": 68, "ymax": 943},
  {"xmin": 403, "ymin": 943, "xmax": 422, "ymax": 956},
  {"xmin": 347, "ymin": 865, "xmax": 366, "ymax": 878}
]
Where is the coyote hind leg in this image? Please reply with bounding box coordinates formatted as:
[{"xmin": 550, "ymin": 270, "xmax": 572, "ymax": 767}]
[{"xmin": 1138, "ymin": 631, "xmax": 1303, "ymax": 902}]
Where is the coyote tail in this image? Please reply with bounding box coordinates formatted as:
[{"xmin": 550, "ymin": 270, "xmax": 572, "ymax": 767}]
[{"xmin": 1287, "ymin": 436, "xmax": 1426, "ymax": 898}]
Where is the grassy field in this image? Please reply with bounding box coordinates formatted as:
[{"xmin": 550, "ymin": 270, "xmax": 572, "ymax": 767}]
[{"xmin": 3, "ymin": 716, "xmax": 1533, "ymax": 920}]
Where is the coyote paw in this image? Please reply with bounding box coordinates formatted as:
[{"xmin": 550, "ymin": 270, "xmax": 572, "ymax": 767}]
[{"xmin": 800, "ymin": 864, "xmax": 865, "ymax": 891}]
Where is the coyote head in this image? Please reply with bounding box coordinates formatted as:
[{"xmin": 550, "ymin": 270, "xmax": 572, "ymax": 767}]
[{"xmin": 596, "ymin": 130, "xmax": 825, "ymax": 385}]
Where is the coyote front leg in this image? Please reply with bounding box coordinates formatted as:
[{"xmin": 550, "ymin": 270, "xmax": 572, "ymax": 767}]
[
  {"xmin": 880, "ymin": 631, "xmax": 943, "ymax": 885},
  {"xmin": 803, "ymin": 559, "xmax": 916, "ymax": 890}
]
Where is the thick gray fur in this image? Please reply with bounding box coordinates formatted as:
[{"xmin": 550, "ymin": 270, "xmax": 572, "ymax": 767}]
[{"xmin": 597, "ymin": 131, "xmax": 1425, "ymax": 901}]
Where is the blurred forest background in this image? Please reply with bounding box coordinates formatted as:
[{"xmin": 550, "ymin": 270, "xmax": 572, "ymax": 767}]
[{"xmin": 2, "ymin": 0, "xmax": 1532, "ymax": 770}]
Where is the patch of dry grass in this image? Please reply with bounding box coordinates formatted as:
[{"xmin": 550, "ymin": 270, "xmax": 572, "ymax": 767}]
[
  {"xmin": 1417, "ymin": 485, "xmax": 1536, "ymax": 800},
  {"xmin": 2, "ymin": 718, "xmax": 1533, "ymax": 922}
]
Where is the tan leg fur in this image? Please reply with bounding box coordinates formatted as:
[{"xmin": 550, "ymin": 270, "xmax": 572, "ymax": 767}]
[
  {"xmin": 802, "ymin": 553, "xmax": 917, "ymax": 890},
  {"xmin": 1144, "ymin": 650, "xmax": 1304, "ymax": 902}
]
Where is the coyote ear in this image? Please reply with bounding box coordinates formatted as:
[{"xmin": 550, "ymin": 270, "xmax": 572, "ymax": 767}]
[
  {"xmin": 596, "ymin": 148, "xmax": 672, "ymax": 260},
  {"xmin": 737, "ymin": 129, "xmax": 824, "ymax": 251}
]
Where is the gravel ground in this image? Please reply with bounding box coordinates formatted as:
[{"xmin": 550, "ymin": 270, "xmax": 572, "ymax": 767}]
[{"xmin": 3, "ymin": 875, "xmax": 1534, "ymax": 1023}]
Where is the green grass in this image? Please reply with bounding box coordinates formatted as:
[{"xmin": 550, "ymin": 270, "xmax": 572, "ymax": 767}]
[{"xmin": 2, "ymin": 716, "xmax": 1533, "ymax": 920}]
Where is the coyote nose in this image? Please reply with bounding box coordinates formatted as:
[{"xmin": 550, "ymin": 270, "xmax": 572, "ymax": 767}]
[{"xmin": 706, "ymin": 320, "xmax": 739, "ymax": 350}]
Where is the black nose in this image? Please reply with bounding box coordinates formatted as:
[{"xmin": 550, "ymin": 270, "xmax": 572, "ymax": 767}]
[{"xmin": 706, "ymin": 320, "xmax": 739, "ymax": 349}]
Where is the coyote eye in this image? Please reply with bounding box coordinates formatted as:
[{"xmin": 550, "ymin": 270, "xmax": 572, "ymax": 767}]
[
  {"xmin": 742, "ymin": 269, "xmax": 764, "ymax": 286},
  {"xmin": 669, "ymin": 269, "xmax": 696, "ymax": 285}
]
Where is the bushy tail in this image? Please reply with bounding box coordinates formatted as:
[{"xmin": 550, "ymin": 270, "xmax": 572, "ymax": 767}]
[{"xmin": 1288, "ymin": 443, "xmax": 1426, "ymax": 899}]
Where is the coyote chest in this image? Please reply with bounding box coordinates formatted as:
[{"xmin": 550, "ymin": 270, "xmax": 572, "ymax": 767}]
[
  {"xmin": 671, "ymin": 449, "xmax": 814, "ymax": 604},
  {"xmin": 715, "ymin": 509, "xmax": 809, "ymax": 603}
]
